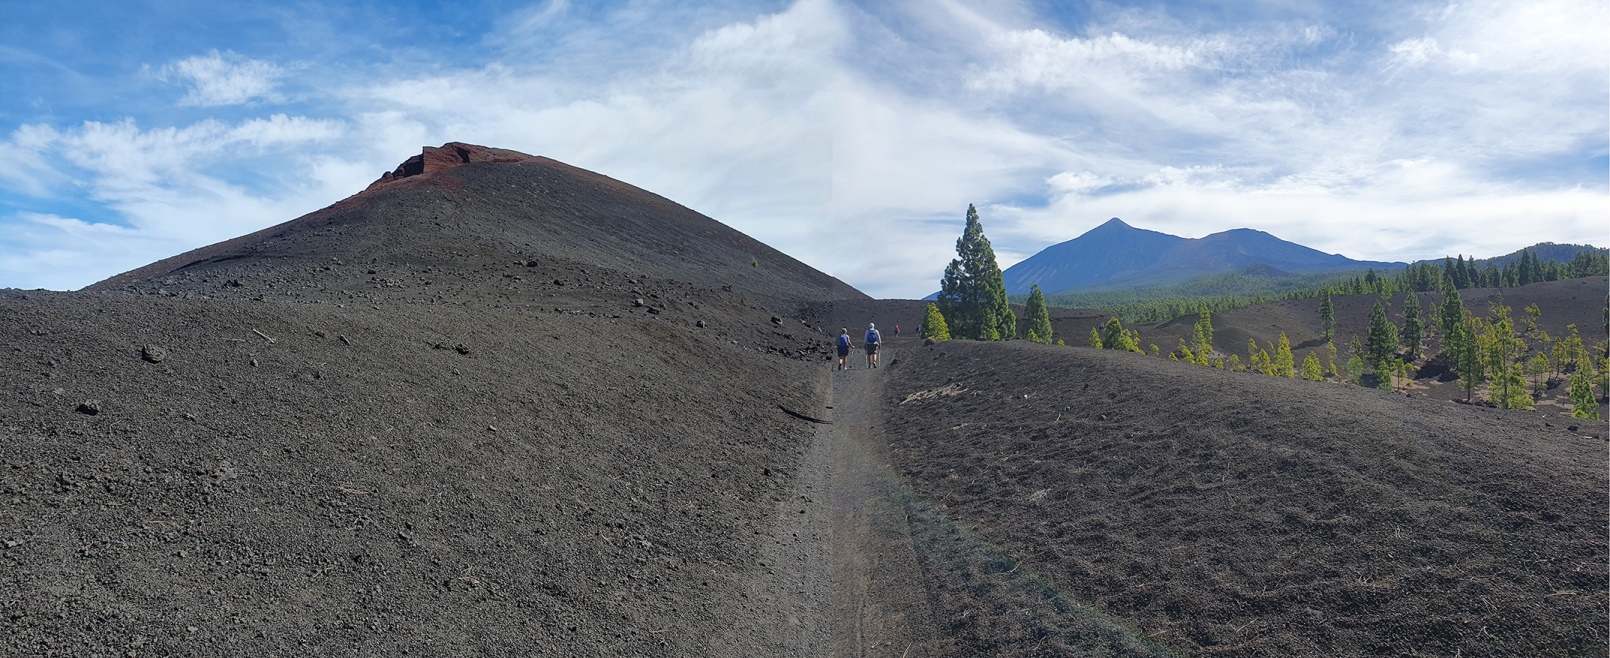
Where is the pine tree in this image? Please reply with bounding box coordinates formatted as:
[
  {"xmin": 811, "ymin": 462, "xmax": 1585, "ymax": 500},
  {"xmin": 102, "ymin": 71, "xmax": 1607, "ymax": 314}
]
[
  {"xmin": 937, "ymin": 204, "xmax": 1014, "ymax": 340},
  {"xmin": 1439, "ymin": 281, "xmax": 1464, "ymax": 349},
  {"xmin": 1570, "ymin": 368, "xmax": 1601, "ymax": 419},
  {"xmin": 1193, "ymin": 305, "xmax": 1214, "ymax": 360},
  {"xmin": 1553, "ymin": 324, "xmax": 1584, "ymax": 376},
  {"xmin": 1100, "ymin": 317, "xmax": 1141, "ymax": 352},
  {"xmin": 1526, "ymin": 353, "xmax": 1550, "ymax": 394},
  {"xmin": 1401, "ymin": 293, "xmax": 1423, "ymax": 360},
  {"xmin": 1481, "ymin": 301, "xmax": 1529, "ymax": 409},
  {"xmin": 1450, "ymin": 316, "xmax": 1484, "ymax": 402},
  {"xmin": 1023, "ymin": 284, "xmax": 1053, "ymax": 345},
  {"xmin": 921, "ymin": 303, "xmax": 950, "ymax": 341},
  {"xmin": 1366, "ymin": 299, "xmax": 1398, "ymax": 383},
  {"xmin": 1301, "ymin": 351, "xmax": 1323, "ymax": 381},
  {"xmin": 1319, "ymin": 295, "xmax": 1335, "ymax": 343},
  {"xmin": 1088, "ymin": 327, "xmax": 1103, "ymax": 349},
  {"xmin": 1274, "ymin": 332, "xmax": 1295, "ymax": 377},
  {"xmin": 1344, "ymin": 354, "xmax": 1365, "ymax": 385}
]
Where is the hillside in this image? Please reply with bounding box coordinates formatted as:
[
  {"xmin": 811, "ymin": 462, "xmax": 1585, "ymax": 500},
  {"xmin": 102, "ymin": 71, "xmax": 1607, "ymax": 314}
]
[
  {"xmin": 882, "ymin": 340, "xmax": 1605, "ymax": 656},
  {"xmin": 90, "ymin": 142, "xmax": 866, "ymax": 308},
  {"xmin": 999, "ymin": 218, "xmax": 1402, "ymax": 296},
  {"xmin": 2, "ymin": 144, "xmax": 850, "ymax": 656},
  {"xmin": 1431, "ymin": 242, "xmax": 1607, "ymax": 269}
]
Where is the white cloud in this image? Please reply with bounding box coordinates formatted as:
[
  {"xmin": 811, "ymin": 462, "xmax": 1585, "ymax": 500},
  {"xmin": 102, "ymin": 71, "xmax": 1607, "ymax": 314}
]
[
  {"xmin": 158, "ymin": 50, "xmax": 285, "ymax": 107},
  {"xmin": 0, "ymin": 213, "xmax": 177, "ymax": 290},
  {"xmin": 0, "ymin": 114, "xmax": 359, "ymax": 288}
]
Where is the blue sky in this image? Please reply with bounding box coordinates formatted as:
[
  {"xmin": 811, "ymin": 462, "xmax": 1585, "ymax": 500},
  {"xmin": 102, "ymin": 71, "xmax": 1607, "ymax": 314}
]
[{"xmin": 2, "ymin": 0, "xmax": 1605, "ymax": 297}]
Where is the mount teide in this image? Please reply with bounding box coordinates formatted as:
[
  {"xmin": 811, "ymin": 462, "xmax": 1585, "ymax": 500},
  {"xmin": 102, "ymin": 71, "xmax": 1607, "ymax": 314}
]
[{"xmin": 1000, "ymin": 218, "xmax": 1403, "ymax": 295}]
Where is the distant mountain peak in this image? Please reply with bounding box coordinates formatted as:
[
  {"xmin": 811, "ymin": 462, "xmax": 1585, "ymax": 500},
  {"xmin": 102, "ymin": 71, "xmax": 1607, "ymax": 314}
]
[{"xmin": 1000, "ymin": 219, "xmax": 1403, "ymax": 295}]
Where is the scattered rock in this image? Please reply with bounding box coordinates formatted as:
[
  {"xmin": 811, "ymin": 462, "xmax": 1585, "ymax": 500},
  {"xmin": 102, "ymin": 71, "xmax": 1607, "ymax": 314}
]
[
  {"xmin": 1568, "ymin": 425, "xmax": 1579, "ymax": 432},
  {"xmin": 553, "ymin": 279, "xmax": 564, "ymax": 286},
  {"xmin": 634, "ymin": 298, "xmax": 645, "ymax": 307},
  {"xmin": 339, "ymin": 335, "xmax": 352, "ymax": 346},
  {"xmin": 224, "ymin": 279, "xmax": 244, "ymax": 288},
  {"xmin": 647, "ymin": 307, "xmax": 662, "ymax": 315},
  {"xmin": 696, "ymin": 320, "xmax": 707, "ymax": 328},
  {"xmin": 454, "ymin": 344, "xmax": 473, "ymax": 355},
  {"xmin": 76, "ymin": 400, "xmax": 101, "ymax": 415},
  {"xmin": 924, "ymin": 338, "xmax": 935, "ymax": 346},
  {"xmin": 141, "ymin": 345, "xmax": 170, "ymax": 363},
  {"xmin": 771, "ymin": 316, "xmax": 783, "ymax": 326}
]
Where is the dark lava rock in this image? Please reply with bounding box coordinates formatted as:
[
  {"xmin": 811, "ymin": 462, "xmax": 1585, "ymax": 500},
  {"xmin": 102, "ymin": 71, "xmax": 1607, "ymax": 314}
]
[
  {"xmin": 696, "ymin": 320, "xmax": 707, "ymax": 328},
  {"xmin": 75, "ymin": 400, "xmax": 101, "ymax": 415},
  {"xmin": 141, "ymin": 345, "xmax": 169, "ymax": 363}
]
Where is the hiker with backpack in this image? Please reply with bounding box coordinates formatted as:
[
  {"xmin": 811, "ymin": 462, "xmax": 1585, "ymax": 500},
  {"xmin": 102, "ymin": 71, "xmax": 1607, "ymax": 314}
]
[
  {"xmin": 864, "ymin": 323, "xmax": 882, "ymax": 369},
  {"xmin": 836, "ymin": 328, "xmax": 854, "ymax": 370}
]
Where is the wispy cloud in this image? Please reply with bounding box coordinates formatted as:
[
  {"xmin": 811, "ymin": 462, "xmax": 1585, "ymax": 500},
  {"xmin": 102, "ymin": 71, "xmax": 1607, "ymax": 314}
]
[{"xmin": 156, "ymin": 50, "xmax": 285, "ymax": 107}]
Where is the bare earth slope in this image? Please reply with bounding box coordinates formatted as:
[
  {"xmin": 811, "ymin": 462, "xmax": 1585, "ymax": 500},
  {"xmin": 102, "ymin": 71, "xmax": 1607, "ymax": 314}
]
[
  {"xmin": 1, "ymin": 145, "xmax": 848, "ymax": 656},
  {"xmin": 881, "ymin": 339, "xmax": 1607, "ymax": 656},
  {"xmin": 91, "ymin": 143, "xmax": 866, "ymax": 309}
]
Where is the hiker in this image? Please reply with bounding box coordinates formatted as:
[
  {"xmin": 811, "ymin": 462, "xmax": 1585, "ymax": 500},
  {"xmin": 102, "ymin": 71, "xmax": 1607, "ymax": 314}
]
[
  {"xmin": 836, "ymin": 328, "xmax": 853, "ymax": 370},
  {"xmin": 864, "ymin": 323, "xmax": 882, "ymax": 369},
  {"xmin": 893, "ymin": 324, "xmax": 900, "ymax": 337}
]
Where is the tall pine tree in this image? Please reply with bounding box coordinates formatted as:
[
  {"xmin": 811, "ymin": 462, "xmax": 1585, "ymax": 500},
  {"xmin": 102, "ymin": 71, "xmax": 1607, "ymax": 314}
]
[
  {"xmin": 1192, "ymin": 305, "xmax": 1214, "ymax": 361},
  {"xmin": 1439, "ymin": 281, "xmax": 1464, "ymax": 346},
  {"xmin": 1451, "ymin": 314, "xmax": 1484, "ymax": 402},
  {"xmin": 1401, "ymin": 292, "xmax": 1423, "ymax": 360},
  {"xmin": 1319, "ymin": 295, "xmax": 1335, "ymax": 343},
  {"xmin": 937, "ymin": 204, "xmax": 1015, "ymax": 340},
  {"xmin": 1366, "ymin": 299, "xmax": 1398, "ymax": 384},
  {"xmin": 1024, "ymin": 284, "xmax": 1053, "ymax": 344}
]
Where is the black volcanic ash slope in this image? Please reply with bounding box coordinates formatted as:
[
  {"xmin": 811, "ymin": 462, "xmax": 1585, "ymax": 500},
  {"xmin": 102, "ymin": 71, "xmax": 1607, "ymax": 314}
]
[
  {"xmin": 2, "ymin": 144, "xmax": 847, "ymax": 656},
  {"xmin": 883, "ymin": 340, "xmax": 1606, "ymax": 657},
  {"xmin": 92, "ymin": 142, "xmax": 866, "ymax": 309}
]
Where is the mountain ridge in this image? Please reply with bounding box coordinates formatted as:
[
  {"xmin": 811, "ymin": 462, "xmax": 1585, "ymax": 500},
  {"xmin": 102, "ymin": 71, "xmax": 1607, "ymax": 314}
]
[{"xmin": 999, "ymin": 218, "xmax": 1403, "ymax": 296}]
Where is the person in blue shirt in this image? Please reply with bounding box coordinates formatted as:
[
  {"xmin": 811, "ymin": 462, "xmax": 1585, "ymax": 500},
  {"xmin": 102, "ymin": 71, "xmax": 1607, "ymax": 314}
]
[
  {"xmin": 836, "ymin": 328, "xmax": 854, "ymax": 370},
  {"xmin": 864, "ymin": 323, "xmax": 882, "ymax": 369}
]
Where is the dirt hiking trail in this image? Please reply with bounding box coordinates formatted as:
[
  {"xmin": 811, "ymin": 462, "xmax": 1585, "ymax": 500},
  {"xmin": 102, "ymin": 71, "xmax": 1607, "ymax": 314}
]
[
  {"xmin": 714, "ymin": 340, "xmax": 948, "ymax": 656},
  {"xmin": 827, "ymin": 349, "xmax": 949, "ymax": 657}
]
